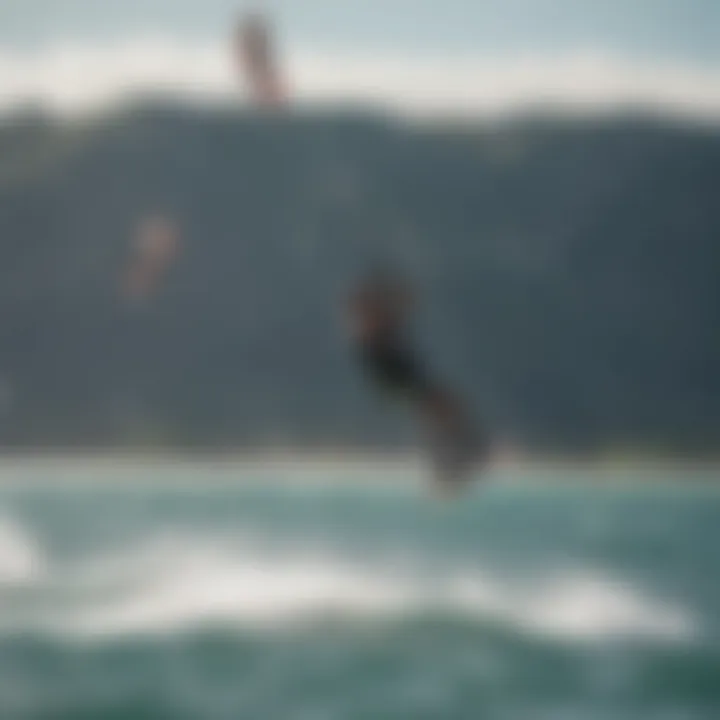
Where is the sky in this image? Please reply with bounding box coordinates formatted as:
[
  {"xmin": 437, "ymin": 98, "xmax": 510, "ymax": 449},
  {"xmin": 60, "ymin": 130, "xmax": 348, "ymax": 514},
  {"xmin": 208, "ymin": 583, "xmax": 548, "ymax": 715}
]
[{"xmin": 0, "ymin": 0, "xmax": 719, "ymax": 118}]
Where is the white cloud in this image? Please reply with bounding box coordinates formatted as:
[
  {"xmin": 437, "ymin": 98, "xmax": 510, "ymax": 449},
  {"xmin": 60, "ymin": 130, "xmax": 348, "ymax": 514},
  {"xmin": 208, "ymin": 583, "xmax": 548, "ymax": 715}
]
[{"xmin": 1, "ymin": 37, "xmax": 720, "ymax": 121}]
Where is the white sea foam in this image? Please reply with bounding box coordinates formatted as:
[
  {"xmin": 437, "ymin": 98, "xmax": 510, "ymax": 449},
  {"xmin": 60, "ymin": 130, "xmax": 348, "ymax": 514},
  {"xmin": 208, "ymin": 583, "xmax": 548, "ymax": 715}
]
[
  {"xmin": 0, "ymin": 509, "xmax": 697, "ymax": 644},
  {"xmin": 0, "ymin": 514, "xmax": 44, "ymax": 585},
  {"xmin": 48, "ymin": 530, "xmax": 696, "ymax": 644}
]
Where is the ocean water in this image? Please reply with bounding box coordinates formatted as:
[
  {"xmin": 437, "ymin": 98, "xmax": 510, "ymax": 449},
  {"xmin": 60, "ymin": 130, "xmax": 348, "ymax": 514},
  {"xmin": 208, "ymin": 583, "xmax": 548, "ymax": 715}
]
[{"xmin": 0, "ymin": 460, "xmax": 718, "ymax": 720}]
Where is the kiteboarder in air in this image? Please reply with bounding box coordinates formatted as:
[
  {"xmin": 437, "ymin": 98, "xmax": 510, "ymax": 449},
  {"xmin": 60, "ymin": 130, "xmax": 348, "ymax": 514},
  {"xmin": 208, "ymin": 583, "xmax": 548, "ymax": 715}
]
[
  {"xmin": 230, "ymin": 12, "xmax": 487, "ymax": 490},
  {"xmin": 346, "ymin": 267, "xmax": 487, "ymax": 493}
]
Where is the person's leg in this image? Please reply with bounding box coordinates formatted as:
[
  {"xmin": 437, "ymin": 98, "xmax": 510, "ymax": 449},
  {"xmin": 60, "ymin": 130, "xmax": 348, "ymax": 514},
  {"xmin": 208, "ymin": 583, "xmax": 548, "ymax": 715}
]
[
  {"xmin": 420, "ymin": 386, "xmax": 468, "ymax": 435},
  {"xmin": 418, "ymin": 384, "xmax": 489, "ymax": 490},
  {"xmin": 362, "ymin": 341, "xmax": 488, "ymax": 489}
]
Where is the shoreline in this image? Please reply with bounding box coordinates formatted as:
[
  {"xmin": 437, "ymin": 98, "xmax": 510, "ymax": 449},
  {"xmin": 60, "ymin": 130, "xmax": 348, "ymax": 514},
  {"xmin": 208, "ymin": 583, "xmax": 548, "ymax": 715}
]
[{"xmin": 0, "ymin": 449, "xmax": 718, "ymax": 474}]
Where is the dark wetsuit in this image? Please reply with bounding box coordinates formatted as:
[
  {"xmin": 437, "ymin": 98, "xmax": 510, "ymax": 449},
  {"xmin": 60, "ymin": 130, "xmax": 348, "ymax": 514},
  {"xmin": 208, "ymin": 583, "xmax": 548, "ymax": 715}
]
[
  {"xmin": 350, "ymin": 280, "xmax": 432, "ymax": 399},
  {"xmin": 359, "ymin": 331, "xmax": 431, "ymax": 398},
  {"xmin": 349, "ymin": 275, "xmax": 486, "ymax": 487}
]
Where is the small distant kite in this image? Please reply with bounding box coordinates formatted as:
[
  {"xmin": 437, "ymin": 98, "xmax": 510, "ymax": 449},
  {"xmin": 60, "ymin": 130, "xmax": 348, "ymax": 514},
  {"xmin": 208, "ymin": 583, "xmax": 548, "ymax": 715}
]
[
  {"xmin": 122, "ymin": 215, "xmax": 180, "ymax": 303},
  {"xmin": 235, "ymin": 11, "xmax": 287, "ymax": 108}
]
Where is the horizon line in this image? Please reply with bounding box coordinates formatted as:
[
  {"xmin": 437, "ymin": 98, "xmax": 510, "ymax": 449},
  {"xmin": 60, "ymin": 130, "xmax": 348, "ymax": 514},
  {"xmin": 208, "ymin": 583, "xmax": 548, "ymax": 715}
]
[{"xmin": 1, "ymin": 39, "xmax": 719, "ymax": 124}]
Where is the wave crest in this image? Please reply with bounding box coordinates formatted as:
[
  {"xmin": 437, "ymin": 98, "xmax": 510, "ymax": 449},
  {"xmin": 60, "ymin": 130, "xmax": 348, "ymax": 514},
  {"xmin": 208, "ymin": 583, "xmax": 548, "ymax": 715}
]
[{"xmin": 53, "ymin": 531, "xmax": 696, "ymax": 644}]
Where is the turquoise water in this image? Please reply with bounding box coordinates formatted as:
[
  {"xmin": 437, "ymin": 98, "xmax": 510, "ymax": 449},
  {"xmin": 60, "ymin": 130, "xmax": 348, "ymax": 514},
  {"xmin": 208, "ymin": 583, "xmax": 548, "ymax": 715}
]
[{"xmin": 0, "ymin": 461, "xmax": 718, "ymax": 719}]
